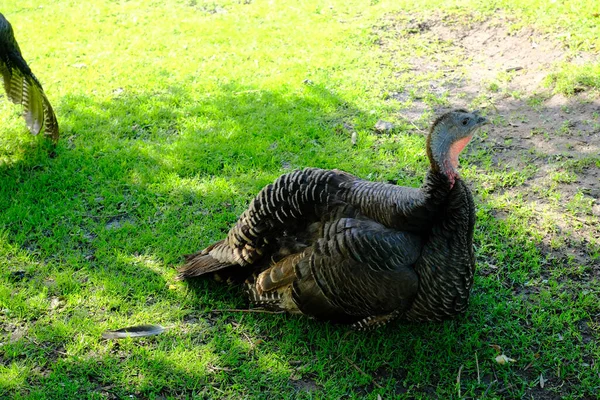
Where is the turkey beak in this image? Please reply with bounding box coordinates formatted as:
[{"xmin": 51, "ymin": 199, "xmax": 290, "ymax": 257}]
[{"xmin": 472, "ymin": 110, "xmax": 489, "ymax": 126}]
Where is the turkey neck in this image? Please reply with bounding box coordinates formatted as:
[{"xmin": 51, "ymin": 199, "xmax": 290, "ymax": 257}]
[
  {"xmin": 426, "ymin": 121, "xmax": 450, "ymax": 174},
  {"xmin": 337, "ymin": 168, "xmax": 452, "ymax": 233}
]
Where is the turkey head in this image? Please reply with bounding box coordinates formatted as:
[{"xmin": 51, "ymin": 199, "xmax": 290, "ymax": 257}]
[{"xmin": 426, "ymin": 110, "xmax": 488, "ymax": 187}]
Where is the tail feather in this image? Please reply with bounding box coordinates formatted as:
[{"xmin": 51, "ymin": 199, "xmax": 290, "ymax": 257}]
[
  {"xmin": 245, "ymin": 282, "xmax": 282, "ymax": 305},
  {"xmin": 255, "ymin": 252, "xmax": 302, "ymax": 293},
  {"xmin": 20, "ymin": 73, "xmax": 44, "ymax": 135},
  {"xmin": 41, "ymin": 90, "xmax": 59, "ymax": 141},
  {"xmin": 245, "ymin": 282, "xmax": 299, "ymax": 312},
  {"xmin": 177, "ymin": 252, "xmax": 232, "ymax": 280}
]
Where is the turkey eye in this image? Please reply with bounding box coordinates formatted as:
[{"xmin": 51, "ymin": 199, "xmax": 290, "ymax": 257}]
[{"xmin": 461, "ymin": 118, "xmax": 469, "ymax": 126}]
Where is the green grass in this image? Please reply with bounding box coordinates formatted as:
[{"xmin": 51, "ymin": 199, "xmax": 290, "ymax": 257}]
[
  {"xmin": 1, "ymin": 0, "xmax": 599, "ymax": 399},
  {"xmin": 547, "ymin": 62, "xmax": 600, "ymax": 95}
]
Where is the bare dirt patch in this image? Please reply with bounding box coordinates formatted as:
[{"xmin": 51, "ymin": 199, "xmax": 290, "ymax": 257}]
[
  {"xmin": 378, "ymin": 12, "xmax": 599, "ymax": 275},
  {"xmin": 290, "ymin": 377, "xmax": 320, "ymax": 393},
  {"xmin": 376, "ymin": 19, "xmax": 599, "ymax": 397}
]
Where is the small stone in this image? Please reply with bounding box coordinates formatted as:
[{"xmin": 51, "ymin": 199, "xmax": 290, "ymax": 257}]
[
  {"xmin": 50, "ymin": 297, "xmax": 62, "ymax": 310},
  {"xmin": 374, "ymin": 120, "xmax": 395, "ymax": 133}
]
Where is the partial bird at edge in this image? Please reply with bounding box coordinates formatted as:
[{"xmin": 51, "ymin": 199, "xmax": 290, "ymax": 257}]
[{"xmin": 0, "ymin": 13, "xmax": 59, "ymax": 142}]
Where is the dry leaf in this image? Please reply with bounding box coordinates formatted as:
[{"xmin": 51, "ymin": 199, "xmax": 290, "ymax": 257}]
[
  {"xmin": 539, "ymin": 373, "xmax": 545, "ymax": 388},
  {"xmin": 495, "ymin": 354, "xmax": 516, "ymax": 365},
  {"xmin": 489, "ymin": 344, "xmax": 502, "ymax": 353}
]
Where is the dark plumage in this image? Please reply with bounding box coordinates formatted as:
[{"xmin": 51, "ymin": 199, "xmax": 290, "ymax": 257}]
[
  {"xmin": 0, "ymin": 13, "xmax": 58, "ymax": 141},
  {"xmin": 179, "ymin": 110, "xmax": 488, "ymax": 329}
]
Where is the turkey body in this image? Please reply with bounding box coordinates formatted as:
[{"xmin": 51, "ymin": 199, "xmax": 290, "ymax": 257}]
[
  {"xmin": 0, "ymin": 13, "xmax": 58, "ymax": 141},
  {"xmin": 179, "ymin": 110, "xmax": 486, "ymax": 329}
]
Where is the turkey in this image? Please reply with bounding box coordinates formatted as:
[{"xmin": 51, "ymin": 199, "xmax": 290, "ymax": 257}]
[
  {"xmin": 0, "ymin": 13, "xmax": 58, "ymax": 141},
  {"xmin": 179, "ymin": 109, "xmax": 488, "ymax": 329}
]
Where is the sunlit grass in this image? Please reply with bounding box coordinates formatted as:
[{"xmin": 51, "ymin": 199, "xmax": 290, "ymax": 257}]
[{"xmin": 1, "ymin": 0, "xmax": 598, "ymax": 398}]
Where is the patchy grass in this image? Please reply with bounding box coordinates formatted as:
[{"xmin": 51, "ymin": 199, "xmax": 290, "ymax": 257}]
[
  {"xmin": 547, "ymin": 63, "xmax": 600, "ymax": 95},
  {"xmin": 1, "ymin": 0, "xmax": 599, "ymax": 399}
]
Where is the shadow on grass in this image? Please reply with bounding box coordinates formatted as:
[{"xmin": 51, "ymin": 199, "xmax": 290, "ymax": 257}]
[
  {"xmin": 0, "ymin": 82, "xmax": 598, "ymax": 398},
  {"xmin": 0, "ymin": 80, "xmax": 369, "ymax": 397}
]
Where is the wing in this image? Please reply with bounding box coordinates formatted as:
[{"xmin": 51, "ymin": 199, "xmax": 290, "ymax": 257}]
[
  {"xmin": 217, "ymin": 168, "xmax": 355, "ymax": 266},
  {"xmin": 340, "ymin": 170, "xmax": 452, "ymax": 231},
  {"xmin": 0, "ymin": 13, "xmax": 59, "ymax": 141},
  {"xmin": 180, "ymin": 168, "xmax": 450, "ymax": 280},
  {"xmin": 252, "ymin": 217, "xmax": 423, "ymax": 322},
  {"xmin": 178, "ymin": 169, "xmax": 357, "ymax": 280}
]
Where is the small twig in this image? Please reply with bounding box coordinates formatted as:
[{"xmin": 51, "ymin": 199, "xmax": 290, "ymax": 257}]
[
  {"xmin": 406, "ymin": 119, "xmax": 426, "ymax": 134},
  {"xmin": 208, "ymin": 364, "xmax": 233, "ymax": 372},
  {"xmin": 475, "ymin": 352, "xmax": 481, "ymax": 384},
  {"xmin": 506, "ymin": 66, "xmax": 524, "ymax": 72},
  {"xmin": 31, "ymin": 339, "xmax": 68, "ymax": 355},
  {"xmin": 483, "ymin": 380, "xmax": 497, "ymax": 398},
  {"xmin": 211, "ymin": 385, "xmax": 225, "ymax": 394},
  {"xmin": 491, "ymin": 143, "xmax": 528, "ymax": 151},
  {"xmin": 497, "ymin": 383, "xmax": 515, "ymax": 394},
  {"xmin": 490, "ymin": 360, "xmax": 499, "ymax": 382},
  {"xmin": 208, "ymin": 308, "xmax": 285, "ymax": 314},
  {"xmin": 240, "ymin": 330, "xmax": 254, "ymax": 347},
  {"xmin": 481, "ymin": 32, "xmax": 497, "ymax": 45},
  {"xmin": 570, "ymin": 215, "xmax": 595, "ymax": 227},
  {"xmin": 570, "ymin": 137, "xmax": 590, "ymax": 144},
  {"xmin": 457, "ymin": 365, "xmax": 463, "ymax": 398},
  {"xmin": 76, "ymin": 211, "xmax": 129, "ymax": 221},
  {"xmin": 336, "ymin": 330, "xmax": 354, "ymax": 353},
  {"xmin": 343, "ymin": 355, "xmax": 383, "ymax": 389}
]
